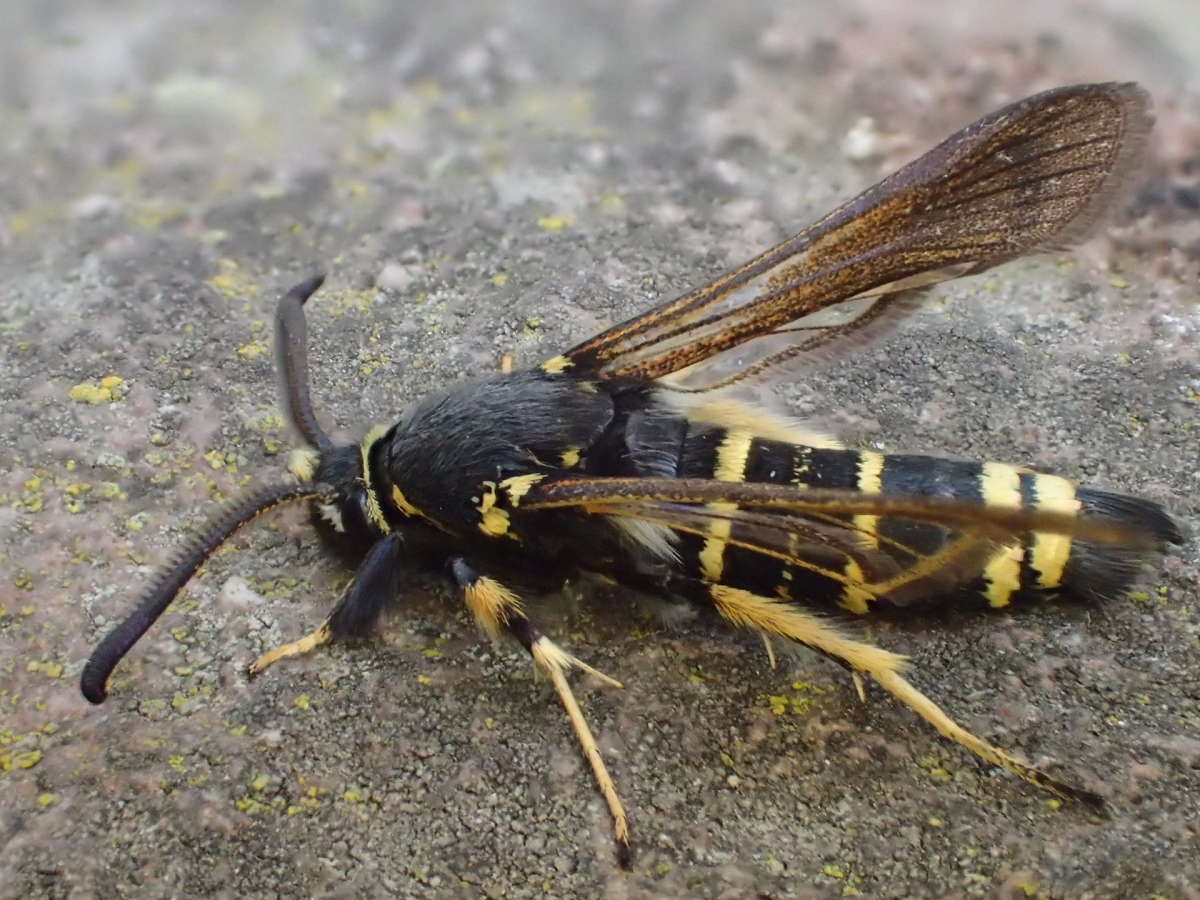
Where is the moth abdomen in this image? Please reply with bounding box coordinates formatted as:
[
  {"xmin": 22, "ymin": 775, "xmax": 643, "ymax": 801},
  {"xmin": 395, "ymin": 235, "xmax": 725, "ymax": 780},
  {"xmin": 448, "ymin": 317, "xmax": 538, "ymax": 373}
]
[{"xmin": 669, "ymin": 421, "xmax": 1178, "ymax": 612}]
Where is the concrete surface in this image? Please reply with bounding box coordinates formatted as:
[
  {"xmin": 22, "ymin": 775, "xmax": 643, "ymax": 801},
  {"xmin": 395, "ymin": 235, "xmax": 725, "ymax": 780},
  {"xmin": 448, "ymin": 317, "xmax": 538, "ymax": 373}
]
[{"xmin": 1, "ymin": 1, "xmax": 1197, "ymax": 897}]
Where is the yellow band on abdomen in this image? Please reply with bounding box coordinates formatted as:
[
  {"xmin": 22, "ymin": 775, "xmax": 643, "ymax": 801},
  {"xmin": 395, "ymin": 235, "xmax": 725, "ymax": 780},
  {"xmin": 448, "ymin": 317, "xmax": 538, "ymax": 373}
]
[
  {"xmin": 1029, "ymin": 473, "xmax": 1080, "ymax": 589},
  {"xmin": 699, "ymin": 430, "xmax": 753, "ymax": 582}
]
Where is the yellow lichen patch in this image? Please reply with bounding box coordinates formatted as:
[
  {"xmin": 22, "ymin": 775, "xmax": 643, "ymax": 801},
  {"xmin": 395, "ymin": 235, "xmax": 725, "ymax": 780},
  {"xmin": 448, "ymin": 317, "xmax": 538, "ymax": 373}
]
[
  {"xmin": 6, "ymin": 210, "xmax": 34, "ymax": 236},
  {"xmin": 68, "ymin": 375, "xmax": 125, "ymax": 405},
  {"xmin": 364, "ymin": 99, "xmax": 425, "ymax": 138},
  {"xmin": 3, "ymin": 749, "xmax": 42, "ymax": 771},
  {"xmin": 761, "ymin": 681, "xmax": 829, "ymax": 717},
  {"xmin": 516, "ymin": 88, "xmax": 592, "ymax": 125},
  {"xmin": 203, "ymin": 449, "xmax": 238, "ymax": 472},
  {"xmin": 537, "ymin": 213, "xmax": 574, "ymax": 231},
  {"xmin": 359, "ymin": 352, "xmax": 386, "ymax": 376},
  {"xmin": 37, "ymin": 793, "xmax": 57, "ymax": 809},
  {"xmin": 920, "ymin": 755, "xmax": 954, "ymax": 782},
  {"xmin": 294, "ymin": 694, "xmax": 311, "ymax": 710},
  {"xmin": 25, "ymin": 661, "xmax": 63, "ymax": 679},
  {"xmin": 207, "ymin": 259, "xmax": 261, "ymax": 298},
  {"xmin": 598, "ymin": 192, "xmax": 625, "ymax": 214},
  {"xmin": 96, "ymin": 482, "xmax": 127, "ymax": 501},
  {"xmin": 132, "ymin": 200, "xmax": 185, "ymax": 231},
  {"xmin": 234, "ymin": 795, "xmax": 273, "ymax": 815},
  {"xmin": 236, "ymin": 340, "xmax": 268, "ymax": 360},
  {"xmin": 490, "ymin": 272, "xmax": 509, "ymax": 286}
]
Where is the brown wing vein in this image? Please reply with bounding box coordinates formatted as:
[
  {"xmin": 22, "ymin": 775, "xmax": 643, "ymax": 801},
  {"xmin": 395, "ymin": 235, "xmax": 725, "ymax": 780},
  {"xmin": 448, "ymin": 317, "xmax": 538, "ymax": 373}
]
[{"xmin": 561, "ymin": 83, "xmax": 1149, "ymax": 382}]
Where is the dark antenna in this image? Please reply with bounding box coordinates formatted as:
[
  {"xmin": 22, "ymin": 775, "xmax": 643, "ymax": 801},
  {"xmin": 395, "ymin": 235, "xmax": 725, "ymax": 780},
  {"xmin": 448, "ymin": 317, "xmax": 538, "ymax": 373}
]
[
  {"xmin": 276, "ymin": 274, "xmax": 334, "ymax": 452},
  {"xmin": 81, "ymin": 482, "xmax": 329, "ymax": 704}
]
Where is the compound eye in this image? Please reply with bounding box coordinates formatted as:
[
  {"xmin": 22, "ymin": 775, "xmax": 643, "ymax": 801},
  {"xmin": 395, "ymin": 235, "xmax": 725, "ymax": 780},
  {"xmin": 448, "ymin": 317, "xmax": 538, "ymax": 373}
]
[{"xmin": 355, "ymin": 490, "xmax": 373, "ymax": 525}]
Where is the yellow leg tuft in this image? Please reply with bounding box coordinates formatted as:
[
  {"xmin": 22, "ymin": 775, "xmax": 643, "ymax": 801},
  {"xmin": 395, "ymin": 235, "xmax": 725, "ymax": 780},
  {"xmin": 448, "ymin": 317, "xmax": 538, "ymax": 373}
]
[
  {"xmin": 708, "ymin": 584, "xmax": 1101, "ymax": 807},
  {"xmin": 247, "ymin": 621, "xmax": 332, "ymax": 677}
]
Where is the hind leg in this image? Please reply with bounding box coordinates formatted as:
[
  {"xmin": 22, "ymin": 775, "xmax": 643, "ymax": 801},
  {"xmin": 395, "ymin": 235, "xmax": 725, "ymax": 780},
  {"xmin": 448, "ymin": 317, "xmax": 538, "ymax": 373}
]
[
  {"xmin": 708, "ymin": 583, "xmax": 1106, "ymax": 810},
  {"xmin": 636, "ymin": 566, "xmax": 1106, "ymax": 811},
  {"xmin": 449, "ymin": 558, "xmax": 631, "ymax": 860}
]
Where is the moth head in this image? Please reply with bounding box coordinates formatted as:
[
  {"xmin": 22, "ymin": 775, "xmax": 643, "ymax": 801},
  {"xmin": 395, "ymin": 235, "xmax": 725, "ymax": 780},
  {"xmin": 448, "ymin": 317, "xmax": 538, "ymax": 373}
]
[
  {"xmin": 297, "ymin": 436, "xmax": 395, "ymax": 549},
  {"xmin": 275, "ymin": 276, "xmax": 395, "ymax": 544}
]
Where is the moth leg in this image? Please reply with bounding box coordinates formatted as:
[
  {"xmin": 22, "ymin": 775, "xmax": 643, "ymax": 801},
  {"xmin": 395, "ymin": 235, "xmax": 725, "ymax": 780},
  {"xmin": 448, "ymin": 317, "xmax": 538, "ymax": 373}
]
[
  {"xmin": 248, "ymin": 533, "xmax": 404, "ymax": 677},
  {"xmin": 708, "ymin": 584, "xmax": 1106, "ymax": 811},
  {"xmin": 247, "ymin": 619, "xmax": 332, "ymax": 675},
  {"xmin": 759, "ymin": 631, "xmax": 778, "ymax": 669},
  {"xmin": 852, "ymin": 671, "xmax": 868, "ymax": 703},
  {"xmin": 449, "ymin": 559, "xmax": 630, "ymax": 858}
]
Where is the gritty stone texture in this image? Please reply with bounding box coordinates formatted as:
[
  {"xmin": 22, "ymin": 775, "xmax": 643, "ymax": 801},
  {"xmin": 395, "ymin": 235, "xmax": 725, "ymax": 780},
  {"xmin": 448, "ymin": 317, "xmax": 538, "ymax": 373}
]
[{"xmin": 1, "ymin": 1, "xmax": 1198, "ymax": 898}]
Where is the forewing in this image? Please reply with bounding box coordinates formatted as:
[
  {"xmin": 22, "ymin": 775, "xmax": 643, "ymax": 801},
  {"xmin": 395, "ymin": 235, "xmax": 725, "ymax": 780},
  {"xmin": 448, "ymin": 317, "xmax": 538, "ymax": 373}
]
[
  {"xmin": 521, "ymin": 475, "xmax": 1161, "ymax": 604},
  {"xmin": 563, "ymin": 83, "xmax": 1150, "ymax": 384},
  {"xmin": 596, "ymin": 499, "xmax": 1001, "ymax": 604}
]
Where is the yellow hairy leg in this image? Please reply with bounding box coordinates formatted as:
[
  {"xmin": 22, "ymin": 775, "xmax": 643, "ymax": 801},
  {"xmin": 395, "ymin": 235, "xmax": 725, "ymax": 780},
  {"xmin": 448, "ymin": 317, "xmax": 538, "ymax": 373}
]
[
  {"xmin": 458, "ymin": 570, "xmax": 631, "ymax": 854},
  {"xmin": 709, "ymin": 585, "xmax": 1104, "ymax": 809}
]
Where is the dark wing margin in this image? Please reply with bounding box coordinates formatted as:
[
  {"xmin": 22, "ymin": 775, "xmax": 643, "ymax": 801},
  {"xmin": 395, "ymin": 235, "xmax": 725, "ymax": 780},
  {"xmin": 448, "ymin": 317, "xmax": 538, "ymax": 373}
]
[{"xmin": 563, "ymin": 82, "xmax": 1151, "ymax": 383}]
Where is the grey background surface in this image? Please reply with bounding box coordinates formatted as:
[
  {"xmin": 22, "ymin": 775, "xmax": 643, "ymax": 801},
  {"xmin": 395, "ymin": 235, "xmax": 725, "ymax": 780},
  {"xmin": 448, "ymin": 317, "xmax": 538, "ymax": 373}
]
[{"xmin": 1, "ymin": 1, "xmax": 1197, "ymax": 897}]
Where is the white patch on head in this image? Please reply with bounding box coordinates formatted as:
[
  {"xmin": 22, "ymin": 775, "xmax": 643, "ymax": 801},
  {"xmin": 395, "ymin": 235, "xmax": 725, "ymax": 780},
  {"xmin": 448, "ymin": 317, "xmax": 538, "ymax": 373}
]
[
  {"xmin": 318, "ymin": 502, "xmax": 345, "ymax": 533},
  {"xmin": 609, "ymin": 516, "xmax": 679, "ymax": 562}
]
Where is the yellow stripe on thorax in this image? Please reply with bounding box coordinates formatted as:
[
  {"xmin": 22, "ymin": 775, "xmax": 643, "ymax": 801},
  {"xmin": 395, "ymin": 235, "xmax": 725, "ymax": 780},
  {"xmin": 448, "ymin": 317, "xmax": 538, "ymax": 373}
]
[
  {"xmin": 698, "ymin": 430, "xmax": 753, "ymax": 582},
  {"xmin": 979, "ymin": 461, "xmax": 1024, "ymax": 607},
  {"xmin": 1029, "ymin": 473, "xmax": 1080, "ymax": 589},
  {"xmin": 359, "ymin": 425, "xmax": 391, "ymax": 533},
  {"xmin": 540, "ymin": 355, "xmax": 573, "ymax": 375}
]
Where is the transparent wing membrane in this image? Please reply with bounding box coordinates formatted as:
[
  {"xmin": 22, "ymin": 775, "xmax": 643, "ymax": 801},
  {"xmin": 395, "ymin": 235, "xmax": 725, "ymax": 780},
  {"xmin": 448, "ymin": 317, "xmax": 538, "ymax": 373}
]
[{"xmin": 565, "ymin": 83, "xmax": 1151, "ymax": 384}]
